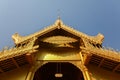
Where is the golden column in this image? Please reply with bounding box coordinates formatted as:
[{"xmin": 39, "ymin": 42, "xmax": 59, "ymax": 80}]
[{"xmin": 79, "ymin": 51, "xmax": 92, "ymax": 80}]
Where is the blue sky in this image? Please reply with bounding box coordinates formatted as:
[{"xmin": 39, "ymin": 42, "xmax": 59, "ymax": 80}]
[{"xmin": 0, "ymin": 0, "xmax": 120, "ymax": 50}]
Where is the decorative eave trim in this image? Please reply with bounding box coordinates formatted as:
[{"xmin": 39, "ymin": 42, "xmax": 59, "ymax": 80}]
[
  {"xmin": 12, "ymin": 19, "xmax": 104, "ymax": 44},
  {"xmin": 0, "ymin": 37, "xmax": 39, "ymax": 61},
  {"xmin": 0, "ymin": 45, "xmax": 38, "ymax": 61},
  {"xmin": 81, "ymin": 46, "xmax": 120, "ymax": 62},
  {"xmin": 61, "ymin": 24, "xmax": 104, "ymax": 44}
]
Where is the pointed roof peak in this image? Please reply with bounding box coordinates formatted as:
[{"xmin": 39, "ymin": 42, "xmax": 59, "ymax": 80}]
[{"xmin": 54, "ymin": 17, "xmax": 63, "ymax": 29}]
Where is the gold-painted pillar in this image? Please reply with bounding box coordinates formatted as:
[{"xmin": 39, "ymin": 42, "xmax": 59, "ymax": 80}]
[
  {"xmin": 79, "ymin": 52, "xmax": 92, "ymax": 80},
  {"xmin": 83, "ymin": 66, "xmax": 91, "ymax": 80},
  {"xmin": 79, "ymin": 52, "xmax": 84, "ymax": 63},
  {"xmin": 25, "ymin": 66, "xmax": 34, "ymax": 80}
]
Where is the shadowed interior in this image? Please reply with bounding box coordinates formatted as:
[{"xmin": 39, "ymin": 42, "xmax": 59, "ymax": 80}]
[{"xmin": 33, "ymin": 62, "xmax": 84, "ymax": 80}]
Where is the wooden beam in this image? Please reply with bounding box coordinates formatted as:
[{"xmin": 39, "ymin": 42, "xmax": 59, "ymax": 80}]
[
  {"xmin": 113, "ymin": 63, "xmax": 120, "ymax": 72},
  {"xmin": 98, "ymin": 58, "xmax": 104, "ymax": 68},
  {"xmin": 11, "ymin": 58, "xmax": 20, "ymax": 68},
  {"xmin": 0, "ymin": 68, "xmax": 4, "ymax": 73},
  {"xmin": 26, "ymin": 53, "xmax": 33, "ymax": 65},
  {"xmin": 84, "ymin": 54, "xmax": 92, "ymax": 65}
]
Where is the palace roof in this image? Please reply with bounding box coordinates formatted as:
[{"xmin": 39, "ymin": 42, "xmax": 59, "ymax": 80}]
[{"xmin": 0, "ymin": 18, "xmax": 120, "ymax": 74}]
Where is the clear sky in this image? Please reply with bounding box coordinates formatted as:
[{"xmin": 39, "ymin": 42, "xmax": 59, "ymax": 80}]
[{"xmin": 0, "ymin": 0, "xmax": 120, "ymax": 50}]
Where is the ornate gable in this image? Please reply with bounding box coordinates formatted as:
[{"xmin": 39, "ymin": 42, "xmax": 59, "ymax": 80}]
[{"xmin": 12, "ymin": 18, "xmax": 104, "ymax": 46}]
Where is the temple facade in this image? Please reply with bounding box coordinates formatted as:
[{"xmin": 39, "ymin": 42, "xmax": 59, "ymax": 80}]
[{"xmin": 0, "ymin": 19, "xmax": 120, "ymax": 80}]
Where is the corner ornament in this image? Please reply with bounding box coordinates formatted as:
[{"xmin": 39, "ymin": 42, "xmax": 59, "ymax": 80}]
[{"xmin": 12, "ymin": 33, "xmax": 23, "ymax": 44}]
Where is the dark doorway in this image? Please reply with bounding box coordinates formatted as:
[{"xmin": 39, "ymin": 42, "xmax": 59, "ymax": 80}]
[{"xmin": 33, "ymin": 62, "xmax": 84, "ymax": 80}]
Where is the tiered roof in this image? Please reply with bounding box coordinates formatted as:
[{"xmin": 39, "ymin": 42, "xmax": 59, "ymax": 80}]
[{"xmin": 0, "ymin": 18, "xmax": 119, "ymax": 73}]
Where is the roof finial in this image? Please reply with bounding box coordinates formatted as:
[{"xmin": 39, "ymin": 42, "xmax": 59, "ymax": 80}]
[
  {"xmin": 55, "ymin": 9, "xmax": 63, "ymax": 28},
  {"xmin": 57, "ymin": 9, "xmax": 61, "ymax": 20}
]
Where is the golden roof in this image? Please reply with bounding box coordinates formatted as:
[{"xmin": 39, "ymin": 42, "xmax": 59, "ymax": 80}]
[
  {"xmin": 0, "ymin": 37, "xmax": 39, "ymax": 61},
  {"xmin": 81, "ymin": 46, "xmax": 120, "ymax": 62},
  {"xmin": 12, "ymin": 18, "xmax": 104, "ymax": 44},
  {"xmin": 0, "ymin": 18, "xmax": 120, "ymax": 74}
]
